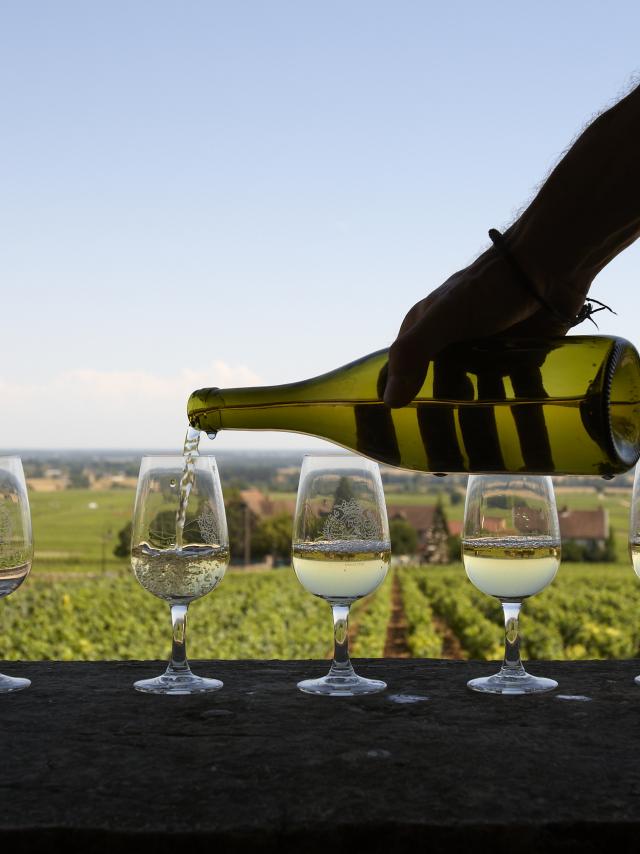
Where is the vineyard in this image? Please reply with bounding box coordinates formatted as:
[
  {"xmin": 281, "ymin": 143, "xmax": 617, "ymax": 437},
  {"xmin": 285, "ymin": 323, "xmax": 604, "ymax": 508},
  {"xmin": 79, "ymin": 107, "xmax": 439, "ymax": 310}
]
[
  {"xmin": 0, "ymin": 564, "xmax": 394, "ymax": 661},
  {"xmin": 397, "ymin": 563, "xmax": 640, "ymax": 660},
  {"xmin": 3, "ymin": 562, "xmax": 640, "ymax": 662},
  {"xmin": 2, "ymin": 487, "xmax": 637, "ymax": 662}
]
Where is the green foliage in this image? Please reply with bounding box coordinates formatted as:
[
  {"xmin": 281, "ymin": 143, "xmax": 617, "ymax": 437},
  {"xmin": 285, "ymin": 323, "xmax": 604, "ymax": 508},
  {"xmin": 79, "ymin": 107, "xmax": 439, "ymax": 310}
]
[
  {"xmin": 390, "ymin": 519, "xmax": 418, "ymax": 555},
  {"xmin": 486, "ymin": 494, "xmax": 511, "ymax": 509},
  {"xmin": 113, "ymin": 522, "xmax": 132, "ymax": 558},
  {"xmin": 251, "ymin": 513, "xmax": 293, "ymax": 562},
  {"xmin": 433, "ymin": 499, "xmax": 449, "ymax": 534},
  {"xmin": 403, "ymin": 563, "xmax": 640, "ymax": 661},
  {"xmin": 333, "ymin": 475, "xmax": 356, "ymax": 507},
  {"xmin": 224, "ymin": 492, "xmax": 258, "ymax": 562},
  {"xmin": 1, "ymin": 568, "xmax": 331, "ymax": 661},
  {"xmin": 16, "ymin": 489, "xmax": 640, "ymax": 663},
  {"xmin": 3, "ymin": 564, "xmax": 394, "ymax": 662},
  {"xmin": 447, "ymin": 534, "xmax": 461, "ymax": 563},
  {"xmin": 351, "ymin": 574, "xmax": 393, "ymax": 658},
  {"xmin": 397, "ymin": 569, "xmax": 442, "ymax": 657},
  {"xmin": 561, "ymin": 531, "xmax": 616, "ymax": 563}
]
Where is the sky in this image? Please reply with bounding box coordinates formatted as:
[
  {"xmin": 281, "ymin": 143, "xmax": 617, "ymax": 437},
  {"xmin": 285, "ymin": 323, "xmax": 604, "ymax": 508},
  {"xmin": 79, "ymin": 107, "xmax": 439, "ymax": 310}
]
[{"xmin": 1, "ymin": 1, "xmax": 639, "ymax": 450}]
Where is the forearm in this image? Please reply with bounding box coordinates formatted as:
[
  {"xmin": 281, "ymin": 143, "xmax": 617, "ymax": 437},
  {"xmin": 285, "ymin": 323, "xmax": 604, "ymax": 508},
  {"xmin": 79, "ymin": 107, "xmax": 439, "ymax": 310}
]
[{"xmin": 508, "ymin": 84, "xmax": 640, "ymax": 295}]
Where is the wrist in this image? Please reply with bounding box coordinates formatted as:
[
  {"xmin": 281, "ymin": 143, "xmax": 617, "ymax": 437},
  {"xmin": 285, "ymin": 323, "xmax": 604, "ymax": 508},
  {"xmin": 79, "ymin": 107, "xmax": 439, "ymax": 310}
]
[{"xmin": 505, "ymin": 217, "xmax": 593, "ymax": 307}]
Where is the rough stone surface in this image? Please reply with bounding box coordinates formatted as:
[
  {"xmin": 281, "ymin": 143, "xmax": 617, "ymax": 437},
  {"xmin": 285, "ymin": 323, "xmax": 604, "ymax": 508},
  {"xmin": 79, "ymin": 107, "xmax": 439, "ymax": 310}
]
[{"xmin": 1, "ymin": 658, "xmax": 640, "ymax": 852}]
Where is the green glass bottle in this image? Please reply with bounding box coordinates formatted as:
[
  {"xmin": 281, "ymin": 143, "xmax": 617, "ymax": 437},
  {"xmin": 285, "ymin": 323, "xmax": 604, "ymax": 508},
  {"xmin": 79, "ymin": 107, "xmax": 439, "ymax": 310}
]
[{"xmin": 187, "ymin": 336, "xmax": 640, "ymax": 477}]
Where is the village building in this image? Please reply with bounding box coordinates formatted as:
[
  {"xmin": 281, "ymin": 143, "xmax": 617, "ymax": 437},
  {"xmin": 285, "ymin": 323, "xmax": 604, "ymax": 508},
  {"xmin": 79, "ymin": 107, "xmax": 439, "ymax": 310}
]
[
  {"xmin": 389, "ymin": 505, "xmax": 451, "ymax": 564},
  {"xmin": 239, "ymin": 488, "xmax": 295, "ymax": 518},
  {"xmin": 557, "ymin": 507, "xmax": 609, "ymax": 550}
]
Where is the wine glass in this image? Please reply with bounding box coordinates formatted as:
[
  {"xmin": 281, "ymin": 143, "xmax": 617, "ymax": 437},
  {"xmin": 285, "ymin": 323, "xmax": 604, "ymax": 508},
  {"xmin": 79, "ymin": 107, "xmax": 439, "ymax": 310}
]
[
  {"xmin": 131, "ymin": 455, "xmax": 229, "ymax": 694},
  {"xmin": 628, "ymin": 464, "xmax": 640, "ymax": 685},
  {"xmin": 292, "ymin": 454, "xmax": 391, "ymax": 696},
  {"xmin": 463, "ymin": 474, "xmax": 561, "ymax": 695},
  {"xmin": 0, "ymin": 457, "xmax": 33, "ymax": 693}
]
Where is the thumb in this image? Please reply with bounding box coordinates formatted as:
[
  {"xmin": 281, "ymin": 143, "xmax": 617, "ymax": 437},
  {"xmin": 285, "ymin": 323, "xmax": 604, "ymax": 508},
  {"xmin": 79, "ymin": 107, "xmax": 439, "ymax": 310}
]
[{"xmin": 383, "ymin": 328, "xmax": 436, "ymax": 407}]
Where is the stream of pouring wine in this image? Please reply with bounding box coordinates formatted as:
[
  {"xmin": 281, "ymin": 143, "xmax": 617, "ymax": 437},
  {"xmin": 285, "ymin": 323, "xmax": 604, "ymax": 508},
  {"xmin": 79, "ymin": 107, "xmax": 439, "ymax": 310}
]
[{"xmin": 176, "ymin": 426, "xmax": 203, "ymax": 550}]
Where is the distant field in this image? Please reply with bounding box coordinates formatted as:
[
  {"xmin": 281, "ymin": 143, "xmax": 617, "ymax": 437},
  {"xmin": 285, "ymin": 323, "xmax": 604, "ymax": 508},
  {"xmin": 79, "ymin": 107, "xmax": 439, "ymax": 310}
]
[
  {"xmin": 29, "ymin": 489, "xmax": 134, "ymax": 573},
  {"xmin": 28, "ymin": 485, "xmax": 635, "ymax": 574}
]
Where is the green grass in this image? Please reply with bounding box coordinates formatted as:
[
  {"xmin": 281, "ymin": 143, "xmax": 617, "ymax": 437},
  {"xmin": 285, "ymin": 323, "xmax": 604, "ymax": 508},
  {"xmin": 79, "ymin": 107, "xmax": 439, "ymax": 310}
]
[{"xmin": 30, "ymin": 489, "xmax": 135, "ymax": 573}]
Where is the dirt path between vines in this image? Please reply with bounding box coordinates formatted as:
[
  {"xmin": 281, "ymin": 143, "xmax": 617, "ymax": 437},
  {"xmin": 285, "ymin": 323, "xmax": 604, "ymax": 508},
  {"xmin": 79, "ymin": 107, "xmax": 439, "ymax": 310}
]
[
  {"xmin": 383, "ymin": 572, "xmax": 410, "ymax": 658},
  {"xmin": 432, "ymin": 616, "xmax": 466, "ymax": 660}
]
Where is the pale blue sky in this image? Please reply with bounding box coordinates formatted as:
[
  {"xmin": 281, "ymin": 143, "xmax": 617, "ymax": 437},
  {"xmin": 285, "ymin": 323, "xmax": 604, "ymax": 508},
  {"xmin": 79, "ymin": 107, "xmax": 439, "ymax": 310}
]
[{"xmin": 1, "ymin": 1, "xmax": 639, "ymax": 449}]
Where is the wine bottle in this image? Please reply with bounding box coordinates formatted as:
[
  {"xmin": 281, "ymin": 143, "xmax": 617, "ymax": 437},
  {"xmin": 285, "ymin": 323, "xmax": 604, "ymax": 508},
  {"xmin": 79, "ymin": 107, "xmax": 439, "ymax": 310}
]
[{"xmin": 187, "ymin": 336, "xmax": 640, "ymax": 477}]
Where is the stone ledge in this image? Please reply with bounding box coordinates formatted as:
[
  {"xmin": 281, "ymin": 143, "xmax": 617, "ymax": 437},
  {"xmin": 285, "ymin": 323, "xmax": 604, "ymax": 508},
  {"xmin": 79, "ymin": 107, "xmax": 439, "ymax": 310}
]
[{"xmin": 1, "ymin": 659, "xmax": 639, "ymax": 853}]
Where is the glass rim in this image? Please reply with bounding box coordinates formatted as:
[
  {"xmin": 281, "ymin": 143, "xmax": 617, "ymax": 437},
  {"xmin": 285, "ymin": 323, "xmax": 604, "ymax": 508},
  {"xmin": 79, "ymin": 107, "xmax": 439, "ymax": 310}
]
[
  {"xmin": 467, "ymin": 473, "xmax": 554, "ymax": 485},
  {"xmin": 301, "ymin": 453, "xmax": 378, "ymax": 466},
  {"xmin": 302, "ymin": 452, "xmax": 357, "ymax": 458},
  {"xmin": 0, "ymin": 456, "xmax": 26, "ymax": 474},
  {"xmin": 138, "ymin": 454, "xmax": 218, "ymax": 463}
]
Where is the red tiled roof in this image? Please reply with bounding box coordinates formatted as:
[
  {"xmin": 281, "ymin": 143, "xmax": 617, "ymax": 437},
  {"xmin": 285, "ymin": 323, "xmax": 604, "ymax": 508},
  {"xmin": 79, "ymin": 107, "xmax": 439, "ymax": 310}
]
[
  {"xmin": 480, "ymin": 516, "xmax": 507, "ymax": 533},
  {"xmin": 558, "ymin": 508, "xmax": 608, "ymax": 540},
  {"xmin": 513, "ymin": 505, "xmax": 609, "ymax": 539},
  {"xmin": 239, "ymin": 489, "xmax": 295, "ymax": 518},
  {"xmin": 389, "ymin": 505, "xmax": 436, "ymax": 531}
]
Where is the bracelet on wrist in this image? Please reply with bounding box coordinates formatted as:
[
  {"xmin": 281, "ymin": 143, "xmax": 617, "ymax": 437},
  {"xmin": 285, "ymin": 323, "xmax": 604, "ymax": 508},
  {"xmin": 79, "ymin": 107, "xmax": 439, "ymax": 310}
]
[{"xmin": 488, "ymin": 228, "xmax": 614, "ymax": 329}]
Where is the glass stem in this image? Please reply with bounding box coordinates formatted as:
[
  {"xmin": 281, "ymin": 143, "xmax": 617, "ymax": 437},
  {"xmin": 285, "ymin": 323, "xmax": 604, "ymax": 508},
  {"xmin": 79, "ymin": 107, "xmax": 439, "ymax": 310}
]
[
  {"xmin": 500, "ymin": 600, "xmax": 526, "ymax": 677},
  {"xmin": 166, "ymin": 603, "xmax": 190, "ymax": 675},
  {"xmin": 328, "ymin": 603, "xmax": 355, "ymax": 679}
]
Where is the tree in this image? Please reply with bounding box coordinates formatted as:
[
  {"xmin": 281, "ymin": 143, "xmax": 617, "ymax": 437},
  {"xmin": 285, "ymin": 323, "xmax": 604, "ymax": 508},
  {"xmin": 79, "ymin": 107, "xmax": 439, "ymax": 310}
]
[
  {"xmin": 560, "ymin": 531, "xmax": 616, "ymax": 563},
  {"xmin": 68, "ymin": 468, "xmax": 90, "ymax": 489},
  {"xmin": 447, "ymin": 534, "xmax": 461, "ymax": 563},
  {"xmin": 602, "ymin": 528, "xmax": 616, "ymax": 562},
  {"xmin": 390, "ymin": 518, "xmax": 418, "ymax": 556},
  {"xmin": 113, "ymin": 521, "xmax": 132, "ymax": 558},
  {"xmin": 333, "ymin": 475, "xmax": 356, "ymax": 508},
  {"xmin": 422, "ymin": 499, "xmax": 451, "ymax": 564},
  {"xmin": 224, "ymin": 491, "xmax": 258, "ymax": 564},
  {"xmin": 251, "ymin": 513, "xmax": 293, "ymax": 563}
]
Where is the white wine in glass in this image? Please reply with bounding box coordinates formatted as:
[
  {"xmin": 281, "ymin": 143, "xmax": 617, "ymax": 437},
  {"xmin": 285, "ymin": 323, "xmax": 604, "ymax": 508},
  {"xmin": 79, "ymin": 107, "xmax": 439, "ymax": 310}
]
[
  {"xmin": 292, "ymin": 455, "xmax": 391, "ymax": 696},
  {"xmin": 462, "ymin": 475, "xmax": 561, "ymax": 695},
  {"xmin": 0, "ymin": 457, "xmax": 33, "ymax": 694},
  {"xmin": 131, "ymin": 454, "xmax": 229, "ymax": 695}
]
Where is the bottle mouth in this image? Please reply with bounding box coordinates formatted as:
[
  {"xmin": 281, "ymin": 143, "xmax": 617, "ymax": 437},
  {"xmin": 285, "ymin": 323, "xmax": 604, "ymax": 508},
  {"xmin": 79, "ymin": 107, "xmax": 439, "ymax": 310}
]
[
  {"xmin": 187, "ymin": 387, "xmax": 223, "ymax": 432},
  {"xmin": 605, "ymin": 341, "xmax": 640, "ymax": 470}
]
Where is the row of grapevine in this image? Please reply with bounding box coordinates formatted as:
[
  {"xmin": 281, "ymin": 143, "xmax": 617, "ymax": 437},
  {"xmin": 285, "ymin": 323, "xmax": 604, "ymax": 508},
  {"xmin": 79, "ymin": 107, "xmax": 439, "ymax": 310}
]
[
  {"xmin": 350, "ymin": 573, "xmax": 393, "ymax": 658},
  {"xmin": 1, "ymin": 569, "xmax": 331, "ymax": 661},
  {"xmin": 397, "ymin": 569, "xmax": 442, "ymax": 657},
  {"xmin": 414, "ymin": 568, "xmax": 502, "ymax": 660},
  {"xmin": 4, "ymin": 563, "xmax": 640, "ymax": 662},
  {"xmin": 409, "ymin": 564, "xmax": 640, "ymax": 661},
  {"xmin": 1, "ymin": 566, "xmax": 396, "ymax": 662}
]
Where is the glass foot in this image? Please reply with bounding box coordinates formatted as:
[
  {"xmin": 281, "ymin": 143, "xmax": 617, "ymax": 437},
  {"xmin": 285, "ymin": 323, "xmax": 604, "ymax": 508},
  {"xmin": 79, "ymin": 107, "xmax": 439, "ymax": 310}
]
[
  {"xmin": 468, "ymin": 671, "xmax": 557, "ymax": 695},
  {"xmin": 0, "ymin": 673, "xmax": 30, "ymax": 694},
  {"xmin": 134, "ymin": 670, "xmax": 223, "ymax": 695},
  {"xmin": 298, "ymin": 673, "xmax": 386, "ymax": 697},
  {"xmin": 634, "ymin": 675, "xmax": 640, "ymax": 686}
]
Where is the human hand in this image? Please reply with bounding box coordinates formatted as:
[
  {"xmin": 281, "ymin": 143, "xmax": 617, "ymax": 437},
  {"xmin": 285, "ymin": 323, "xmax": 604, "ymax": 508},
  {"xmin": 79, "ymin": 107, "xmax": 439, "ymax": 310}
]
[{"xmin": 383, "ymin": 245, "xmax": 590, "ymax": 407}]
